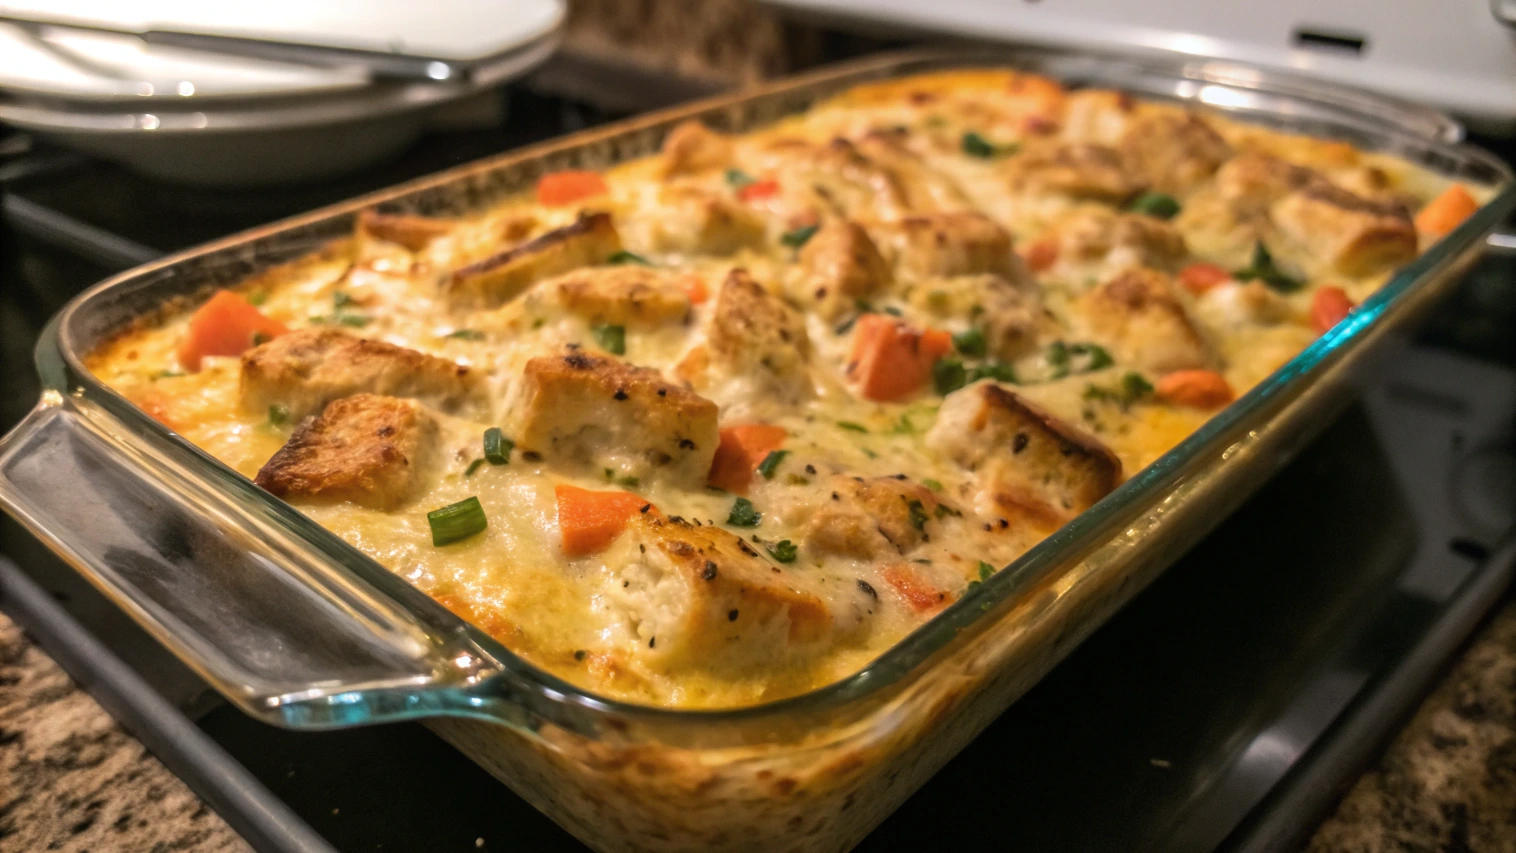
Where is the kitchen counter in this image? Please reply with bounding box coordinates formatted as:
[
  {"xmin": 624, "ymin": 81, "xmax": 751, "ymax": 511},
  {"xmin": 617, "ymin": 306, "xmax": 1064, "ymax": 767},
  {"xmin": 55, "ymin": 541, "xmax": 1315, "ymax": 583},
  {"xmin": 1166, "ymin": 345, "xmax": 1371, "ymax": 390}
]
[{"xmin": 2, "ymin": 596, "xmax": 1514, "ymax": 851}]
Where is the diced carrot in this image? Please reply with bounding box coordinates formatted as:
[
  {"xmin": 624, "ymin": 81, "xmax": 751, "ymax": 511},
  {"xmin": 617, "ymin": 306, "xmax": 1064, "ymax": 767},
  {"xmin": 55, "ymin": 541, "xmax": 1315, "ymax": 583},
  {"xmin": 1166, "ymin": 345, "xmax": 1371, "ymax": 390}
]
[
  {"xmin": 707, "ymin": 424, "xmax": 787, "ymax": 494},
  {"xmin": 1022, "ymin": 238, "xmax": 1058, "ymax": 272},
  {"xmin": 536, "ymin": 171, "xmax": 609, "ymax": 207},
  {"xmin": 555, "ymin": 485, "xmax": 654, "ymax": 557},
  {"xmin": 176, "ymin": 290, "xmax": 288, "ymax": 372},
  {"xmin": 736, "ymin": 179, "xmax": 779, "ymax": 202},
  {"xmin": 848, "ymin": 315, "xmax": 954, "ymax": 403},
  {"xmin": 1155, "ymin": 370, "xmax": 1235, "ymax": 409},
  {"xmin": 881, "ymin": 565, "xmax": 949, "ymax": 613},
  {"xmin": 680, "ymin": 274, "xmax": 710, "ymax": 305},
  {"xmin": 1311, "ymin": 286, "xmax": 1355, "ymax": 334},
  {"xmin": 1178, "ymin": 262, "xmax": 1232, "ymax": 296},
  {"xmin": 1414, "ymin": 184, "xmax": 1478, "ymax": 239}
]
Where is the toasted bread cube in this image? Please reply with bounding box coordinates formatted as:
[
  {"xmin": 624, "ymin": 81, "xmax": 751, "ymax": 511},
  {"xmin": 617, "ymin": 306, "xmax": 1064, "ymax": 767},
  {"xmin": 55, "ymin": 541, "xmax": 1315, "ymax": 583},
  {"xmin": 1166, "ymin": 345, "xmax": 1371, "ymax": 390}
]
[
  {"xmin": 355, "ymin": 209, "xmax": 453, "ymax": 252},
  {"xmin": 704, "ymin": 268, "xmax": 812, "ymax": 399},
  {"xmin": 927, "ymin": 383, "xmax": 1121, "ymax": 524},
  {"xmin": 1270, "ymin": 183, "xmax": 1417, "ymax": 277},
  {"xmin": 1052, "ymin": 207, "xmax": 1188, "ymax": 274},
  {"xmin": 516, "ymin": 350, "xmax": 719, "ymax": 486},
  {"xmin": 1119, "ymin": 112, "xmax": 1232, "ymax": 194},
  {"xmin": 659, "ymin": 120, "xmax": 735, "ymax": 177},
  {"xmin": 871, "ymin": 212, "xmax": 1018, "ymax": 279},
  {"xmin": 1214, "ymin": 152, "xmax": 1318, "ymax": 217},
  {"xmin": 909, "ymin": 273, "xmax": 1046, "ymax": 361},
  {"xmin": 601, "ymin": 515, "xmax": 841, "ymax": 670},
  {"xmin": 853, "ymin": 130, "xmax": 972, "ymax": 213},
  {"xmin": 1007, "ymin": 141, "xmax": 1144, "ymax": 203},
  {"xmin": 754, "ymin": 137, "xmax": 913, "ymax": 221},
  {"xmin": 790, "ymin": 476, "xmax": 939, "ymax": 560},
  {"xmin": 445, "ymin": 211, "xmax": 622, "ymax": 306},
  {"xmin": 531, "ymin": 265, "xmax": 692, "ymax": 327},
  {"xmin": 240, "ymin": 328, "xmax": 479, "ymax": 422},
  {"xmin": 254, "ymin": 394, "xmax": 437, "ymax": 509},
  {"xmin": 785, "ymin": 219, "xmax": 893, "ymax": 320},
  {"xmin": 1060, "ymin": 89, "xmax": 1138, "ymax": 145},
  {"xmin": 639, "ymin": 184, "xmax": 767, "ymax": 255},
  {"xmin": 1079, "ymin": 268, "xmax": 1212, "ymax": 373}
]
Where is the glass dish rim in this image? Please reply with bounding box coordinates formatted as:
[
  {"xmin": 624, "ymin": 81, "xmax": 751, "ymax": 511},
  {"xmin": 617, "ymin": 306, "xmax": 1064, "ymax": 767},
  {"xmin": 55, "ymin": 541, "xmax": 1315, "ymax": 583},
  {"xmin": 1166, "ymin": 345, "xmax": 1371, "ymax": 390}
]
[{"xmin": 39, "ymin": 46, "xmax": 1516, "ymax": 730}]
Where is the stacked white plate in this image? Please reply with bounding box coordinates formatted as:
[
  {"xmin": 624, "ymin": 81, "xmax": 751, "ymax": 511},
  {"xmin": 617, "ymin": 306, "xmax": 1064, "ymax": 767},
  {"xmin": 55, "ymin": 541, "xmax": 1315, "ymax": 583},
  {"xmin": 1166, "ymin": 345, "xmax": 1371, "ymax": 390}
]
[{"xmin": 0, "ymin": 0, "xmax": 565, "ymax": 185}]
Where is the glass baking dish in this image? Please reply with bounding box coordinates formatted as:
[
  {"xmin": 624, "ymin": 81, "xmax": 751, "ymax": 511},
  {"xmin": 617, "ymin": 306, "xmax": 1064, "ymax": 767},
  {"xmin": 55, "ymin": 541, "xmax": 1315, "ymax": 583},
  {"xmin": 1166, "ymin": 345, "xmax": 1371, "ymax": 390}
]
[{"xmin": 1, "ymin": 49, "xmax": 1512, "ymax": 853}]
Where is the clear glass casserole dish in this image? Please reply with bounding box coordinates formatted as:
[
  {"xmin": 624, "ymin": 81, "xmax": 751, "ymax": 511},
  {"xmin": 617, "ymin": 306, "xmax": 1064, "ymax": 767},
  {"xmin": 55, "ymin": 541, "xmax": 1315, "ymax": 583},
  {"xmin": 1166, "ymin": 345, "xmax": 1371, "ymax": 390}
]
[{"xmin": 1, "ymin": 49, "xmax": 1512, "ymax": 853}]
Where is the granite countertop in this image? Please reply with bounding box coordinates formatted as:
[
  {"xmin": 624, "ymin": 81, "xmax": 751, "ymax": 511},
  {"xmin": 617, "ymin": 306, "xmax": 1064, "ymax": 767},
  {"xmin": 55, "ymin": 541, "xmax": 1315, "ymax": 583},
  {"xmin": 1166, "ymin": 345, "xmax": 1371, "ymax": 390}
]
[{"xmin": 2, "ymin": 596, "xmax": 1514, "ymax": 851}]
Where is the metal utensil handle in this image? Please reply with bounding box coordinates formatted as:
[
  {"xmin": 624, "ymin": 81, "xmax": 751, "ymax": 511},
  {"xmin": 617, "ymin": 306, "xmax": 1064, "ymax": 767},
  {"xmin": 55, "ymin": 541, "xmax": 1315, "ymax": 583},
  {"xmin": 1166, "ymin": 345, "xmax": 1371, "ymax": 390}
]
[{"xmin": 0, "ymin": 393, "xmax": 504, "ymax": 728}]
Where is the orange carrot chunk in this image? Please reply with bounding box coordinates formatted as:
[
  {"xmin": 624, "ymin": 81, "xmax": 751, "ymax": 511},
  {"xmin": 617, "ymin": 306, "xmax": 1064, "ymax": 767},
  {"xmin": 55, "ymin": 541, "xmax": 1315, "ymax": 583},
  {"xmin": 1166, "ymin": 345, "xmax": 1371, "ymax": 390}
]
[
  {"xmin": 848, "ymin": 315, "xmax": 954, "ymax": 403},
  {"xmin": 736, "ymin": 178, "xmax": 779, "ymax": 202},
  {"xmin": 555, "ymin": 485, "xmax": 654, "ymax": 557},
  {"xmin": 680, "ymin": 274, "xmax": 710, "ymax": 305},
  {"xmin": 1414, "ymin": 184, "xmax": 1478, "ymax": 239},
  {"xmin": 536, "ymin": 170, "xmax": 609, "ymax": 207},
  {"xmin": 1311, "ymin": 286, "xmax": 1356, "ymax": 334},
  {"xmin": 176, "ymin": 290, "xmax": 288, "ymax": 372},
  {"xmin": 1155, "ymin": 369, "xmax": 1235, "ymax": 409},
  {"xmin": 881, "ymin": 565, "xmax": 949, "ymax": 613},
  {"xmin": 707, "ymin": 424, "xmax": 787, "ymax": 494},
  {"xmin": 1178, "ymin": 262, "xmax": 1232, "ymax": 296},
  {"xmin": 1022, "ymin": 238, "xmax": 1059, "ymax": 272}
]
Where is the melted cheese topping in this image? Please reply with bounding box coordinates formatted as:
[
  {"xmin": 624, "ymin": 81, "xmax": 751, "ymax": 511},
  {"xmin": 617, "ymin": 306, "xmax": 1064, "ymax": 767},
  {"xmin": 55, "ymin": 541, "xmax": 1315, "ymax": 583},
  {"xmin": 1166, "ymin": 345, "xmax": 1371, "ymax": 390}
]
[{"xmin": 88, "ymin": 69, "xmax": 1485, "ymax": 709}]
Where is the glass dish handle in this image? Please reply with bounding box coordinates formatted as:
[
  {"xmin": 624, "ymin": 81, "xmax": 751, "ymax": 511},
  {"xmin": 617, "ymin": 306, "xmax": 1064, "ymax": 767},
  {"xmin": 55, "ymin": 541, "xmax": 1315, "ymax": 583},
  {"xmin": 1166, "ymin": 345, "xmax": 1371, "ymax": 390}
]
[{"xmin": 0, "ymin": 392, "xmax": 513, "ymax": 729}]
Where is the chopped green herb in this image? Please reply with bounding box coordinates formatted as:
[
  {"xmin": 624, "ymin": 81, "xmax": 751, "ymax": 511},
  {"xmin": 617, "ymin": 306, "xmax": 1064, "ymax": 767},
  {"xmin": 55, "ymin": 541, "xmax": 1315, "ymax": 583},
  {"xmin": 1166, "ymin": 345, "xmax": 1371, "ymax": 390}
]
[
  {"xmin": 337, "ymin": 314, "xmax": 371, "ymax": 328},
  {"xmin": 150, "ymin": 370, "xmax": 185, "ymax": 380},
  {"xmin": 1048, "ymin": 341, "xmax": 1111, "ymax": 377},
  {"xmin": 977, "ymin": 561, "xmax": 995, "ymax": 581},
  {"xmin": 966, "ymin": 580, "xmax": 981, "ymax": 594},
  {"xmin": 446, "ymin": 329, "xmax": 486, "ymax": 341},
  {"xmin": 1047, "ymin": 340, "xmax": 1070, "ymax": 377},
  {"xmin": 786, "ymin": 474, "xmax": 811, "ymax": 486},
  {"xmin": 592, "ymin": 323, "xmax": 626, "ymax": 355},
  {"xmin": 246, "ymin": 291, "xmax": 268, "ymax": 306},
  {"xmin": 483, "ymin": 427, "xmax": 513, "ymax": 465},
  {"xmin": 837, "ymin": 421, "xmax": 869, "ymax": 433},
  {"xmin": 332, "ymin": 291, "xmax": 355, "ymax": 309},
  {"xmin": 952, "ymin": 328, "xmax": 986, "ymax": 357},
  {"xmin": 1073, "ymin": 342, "xmax": 1114, "ymax": 370},
  {"xmin": 727, "ymin": 497, "xmax": 762, "ymax": 527},
  {"xmin": 1121, "ymin": 371, "xmax": 1154, "ymax": 401},
  {"xmin": 428, "ymin": 496, "xmax": 487, "ymax": 546},
  {"xmin": 307, "ymin": 315, "xmax": 329, "ymax": 325},
  {"xmin": 724, "ymin": 168, "xmax": 756, "ymax": 188},
  {"xmin": 907, "ymin": 499, "xmax": 929, "ymax": 531},
  {"xmin": 608, "ymin": 250, "xmax": 652, "ymax": 267},
  {"xmin": 766, "ymin": 539, "xmax": 798, "ymax": 563},
  {"xmin": 881, "ymin": 305, "xmax": 903, "ymax": 317},
  {"xmin": 1128, "ymin": 191, "xmax": 1181, "ymax": 220},
  {"xmin": 757, "ymin": 450, "xmax": 789, "ymax": 479},
  {"xmin": 922, "ymin": 478, "xmax": 943, "ymax": 491},
  {"xmin": 933, "ymin": 357, "xmax": 967, "ymax": 395},
  {"xmin": 835, "ymin": 314, "xmax": 862, "ymax": 335},
  {"xmin": 1235, "ymin": 242, "xmax": 1303, "ymax": 292},
  {"xmin": 464, "ymin": 458, "xmax": 486, "ymax": 477},
  {"xmin": 603, "ymin": 468, "xmax": 615, "ymax": 481},
  {"xmin": 861, "ymin": 447, "xmax": 877, "ymax": 459},
  {"xmin": 251, "ymin": 331, "xmax": 271, "ymax": 346},
  {"xmin": 617, "ymin": 475, "xmax": 641, "ymax": 488},
  {"xmin": 968, "ymin": 361, "xmax": 1017, "ymax": 384},
  {"xmin": 268, "ymin": 404, "xmax": 290, "ymax": 426},
  {"xmin": 780, "ymin": 225, "xmax": 819, "ymax": 249},
  {"xmin": 1082, "ymin": 371, "xmax": 1155, "ymax": 409},
  {"xmin": 934, "ymin": 503, "xmax": 961, "ymax": 519},
  {"xmin": 961, "ymin": 131, "xmax": 1018, "ymax": 159}
]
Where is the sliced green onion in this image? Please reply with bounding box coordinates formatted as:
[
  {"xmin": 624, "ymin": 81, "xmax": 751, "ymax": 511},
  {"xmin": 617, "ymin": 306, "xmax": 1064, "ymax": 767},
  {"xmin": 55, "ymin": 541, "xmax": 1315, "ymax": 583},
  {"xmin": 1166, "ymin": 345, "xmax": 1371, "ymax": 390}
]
[
  {"xmin": 1072, "ymin": 342, "xmax": 1114, "ymax": 370},
  {"xmin": 428, "ymin": 496, "xmax": 488, "ymax": 546},
  {"xmin": 961, "ymin": 131, "xmax": 1018, "ymax": 159},
  {"xmin": 446, "ymin": 329, "xmax": 485, "ymax": 341},
  {"xmin": 933, "ymin": 357, "xmax": 967, "ymax": 395},
  {"xmin": 757, "ymin": 450, "xmax": 789, "ymax": 480},
  {"xmin": 766, "ymin": 539, "xmax": 798, "ymax": 563},
  {"xmin": 725, "ymin": 168, "xmax": 756, "ymax": 188},
  {"xmin": 837, "ymin": 421, "xmax": 869, "ymax": 433},
  {"xmin": 969, "ymin": 361, "xmax": 1017, "ymax": 384},
  {"xmin": 608, "ymin": 250, "xmax": 652, "ymax": 267},
  {"xmin": 268, "ymin": 404, "xmax": 290, "ymax": 426},
  {"xmin": 483, "ymin": 427, "xmax": 513, "ymax": 465},
  {"xmin": 592, "ymin": 324, "xmax": 626, "ymax": 355},
  {"xmin": 727, "ymin": 497, "xmax": 762, "ymax": 527},
  {"xmin": 952, "ymin": 328, "xmax": 986, "ymax": 357},
  {"xmin": 1129, "ymin": 191, "xmax": 1181, "ymax": 220},
  {"xmin": 780, "ymin": 225, "xmax": 819, "ymax": 249}
]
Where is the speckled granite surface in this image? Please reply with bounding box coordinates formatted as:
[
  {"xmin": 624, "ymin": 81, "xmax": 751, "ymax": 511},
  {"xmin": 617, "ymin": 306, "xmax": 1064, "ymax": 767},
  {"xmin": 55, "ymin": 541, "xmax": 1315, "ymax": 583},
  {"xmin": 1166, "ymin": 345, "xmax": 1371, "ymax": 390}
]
[
  {"xmin": 2, "ymin": 598, "xmax": 1514, "ymax": 851},
  {"xmin": 0, "ymin": 613, "xmax": 249, "ymax": 853}
]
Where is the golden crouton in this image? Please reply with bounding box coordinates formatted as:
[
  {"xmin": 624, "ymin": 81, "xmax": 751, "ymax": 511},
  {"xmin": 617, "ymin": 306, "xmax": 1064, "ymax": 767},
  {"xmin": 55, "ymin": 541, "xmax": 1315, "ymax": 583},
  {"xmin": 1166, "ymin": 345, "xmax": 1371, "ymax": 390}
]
[
  {"xmin": 515, "ymin": 350, "xmax": 719, "ymax": 486},
  {"xmin": 254, "ymin": 394, "xmax": 436, "ymax": 509},
  {"xmin": 704, "ymin": 269, "xmax": 812, "ymax": 399},
  {"xmin": 446, "ymin": 211, "xmax": 622, "ymax": 306},
  {"xmin": 754, "ymin": 137, "xmax": 912, "ymax": 221},
  {"xmin": 787, "ymin": 219, "xmax": 893, "ymax": 320},
  {"xmin": 908, "ymin": 274, "xmax": 1046, "ymax": 361},
  {"xmin": 659, "ymin": 120, "xmax": 735, "ymax": 177},
  {"xmin": 638, "ymin": 184, "xmax": 766, "ymax": 255},
  {"xmin": 790, "ymin": 476, "xmax": 939, "ymax": 560},
  {"xmin": 854, "ymin": 129, "xmax": 972, "ymax": 213},
  {"xmin": 871, "ymin": 212, "xmax": 1018, "ymax": 279},
  {"xmin": 1119, "ymin": 112, "xmax": 1232, "ymax": 194},
  {"xmin": 531, "ymin": 265, "xmax": 692, "ymax": 327},
  {"xmin": 1007, "ymin": 141, "xmax": 1144, "ymax": 203},
  {"xmin": 1079, "ymin": 268, "xmax": 1212, "ymax": 373},
  {"xmin": 240, "ymin": 328, "xmax": 479, "ymax": 422},
  {"xmin": 1269, "ymin": 182, "xmax": 1417, "ymax": 277},
  {"xmin": 1213, "ymin": 152, "xmax": 1317, "ymax": 217},
  {"xmin": 601, "ymin": 515, "xmax": 840, "ymax": 671},
  {"xmin": 355, "ymin": 209, "xmax": 453, "ymax": 253},
  {"xmin": 1052, "ymin": 207, "xmax": 1189, "ymax": 273},
  {"xmin": 926, "ymin": 383, "xmax": 1122, "ymax": 525}
]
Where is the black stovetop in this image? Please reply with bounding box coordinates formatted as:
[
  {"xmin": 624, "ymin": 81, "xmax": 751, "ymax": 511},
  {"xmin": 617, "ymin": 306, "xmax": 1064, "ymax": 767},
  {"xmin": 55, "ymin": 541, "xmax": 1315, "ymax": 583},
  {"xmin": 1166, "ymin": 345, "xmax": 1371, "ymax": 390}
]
[{"xmin": 2, "ymin": 70, "xmax": 1516, "ymax": 853}]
